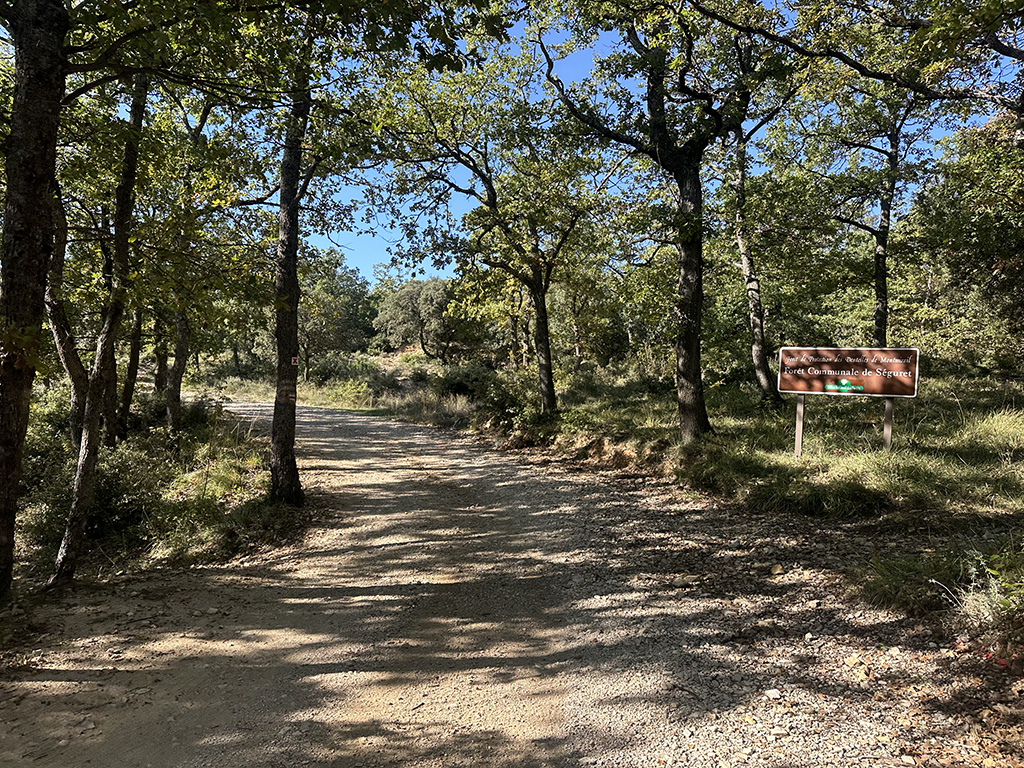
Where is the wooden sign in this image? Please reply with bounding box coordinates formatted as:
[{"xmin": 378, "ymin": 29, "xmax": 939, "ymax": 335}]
[
  {"xmin": 778, "ymin": 347, "xmax": 919, "ymax": 398},
  {"xmin": 778, "ymin": 347, "xmax": 921, "ymax": 456}
]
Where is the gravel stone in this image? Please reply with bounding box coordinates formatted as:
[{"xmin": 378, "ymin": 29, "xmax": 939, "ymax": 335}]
[{"xmin": 2, "ymin": 405, "xmax": 1021, "ymax": 767}]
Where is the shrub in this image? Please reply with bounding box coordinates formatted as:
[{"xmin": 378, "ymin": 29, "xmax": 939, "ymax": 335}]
[
  {"xmin": 310, "ymin": 352, "xmax": 402, "ymax": 396},
  {"xmin": 310, "ymin": 351, "xmax": 374, "ymax": 383},
  {"xmin": 433, "ymin": 362, "xmax": 497, "ymax": 400},
  {"xmin": 87, "ymin": 442, "xmax": 173, "ymax": 542},
  {"xmin": 863, "ymin": 541, "xmax": 1024, "ymax": 668},
  {"xmin": 325, "ymin": 380, "xmax": 374, "ymax": 409},
  {"xmin": 17, "ymin": 397, "xmax": 275, "ymax": 573}
]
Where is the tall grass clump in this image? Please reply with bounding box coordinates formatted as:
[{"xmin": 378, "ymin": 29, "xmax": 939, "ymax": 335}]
[{"xmin": 863, "ymin": 538, "xmax": 1024, "ymax": 670}]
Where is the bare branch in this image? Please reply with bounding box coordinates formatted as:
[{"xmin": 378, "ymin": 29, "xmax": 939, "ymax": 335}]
[{"xmin": 539, "ymin": 36, "xmax": 652, "ymax": 156}]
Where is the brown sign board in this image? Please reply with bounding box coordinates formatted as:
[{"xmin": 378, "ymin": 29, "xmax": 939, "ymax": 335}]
[{"xmin": 778, "ymin": 347, "xmax": 920, "ymax": 398}]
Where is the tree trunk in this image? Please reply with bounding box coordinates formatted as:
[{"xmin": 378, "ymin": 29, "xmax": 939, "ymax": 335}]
[
  {"xmin": 48, "ymin": 313, "xmax": 120, "ymax": 586},
  {"xmin": 872, "ymin": 231, "xmax": 889, "ymax": 348},
  {"xmin": 528, "ymin": 272, "xmax": 557, "ymax": 415},
  {"xmin": 0, "ymin": 0, "xmax": 68, "ymax": 601},
  {"xmin": 572, "ymin": 321, "xmax": 584, "ymax": 372},
  {"xmin": 45, "ymin": 187, "xmax": 88, "ymax": 449},
  {"xmin": 49, "ymin": 73, "xmax": 148, "ymax": 587},
  {"xmin": 417, "ymin": 325, "xmax": 437, "ymax": 360},
  {"xmin": 569, "ymin": 291, "xmax": 587, "ymax": 372},
  {"xmin": 733, "ymin": 139, "xmax": 782, "ymax": 406},
  {"xmin": 523, "ymin": 319, "xmax": 533, "ymax": 367},
  {"xmin": 97, "ymin": 216, "xmax": 118, "ymax": 448},
  {"xmin": 270, "ymin": 85, "xmax": 310, "ymax": 507},
  {"xmin": 153, "ymin": 313, "xmax": 169, "ymax": 394},
  {"xmin": 117, "ymin": 307, "xmax": 143, "ymax": 440},
  {"xmin": 507, "ymin": 314, "xmax": 521, "ymax": 367},
  {"xmin": 101, "ymin": 340, "xmax": 119, "ymax": 447},
  {"xmin": 672, "ymin": 162, "xmax": 712, "ymax": 443},
  {"xmin": 873, "ymin": 170, "xmax": 896, "ymax": 348},
  {"xmin": 520, "ymin": 304, "xmax": 533, "ymax": 368},
  {"xmin": 165, "ymin": 306, "xmax": 190, "ymax": 431}
]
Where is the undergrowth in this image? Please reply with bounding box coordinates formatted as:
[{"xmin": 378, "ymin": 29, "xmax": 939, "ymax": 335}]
[
  {"xmin": 553, "ymin": 370, "xmax": 1024, "ymax": 656},
  {"xmin": 214, "ymin": 361, "xmax": 1023, "ymax": 529},
  {"xmin": 17, "ymin": 387, "xmax": 293, "ymax": 583},
  {"xmin": 862, "ymin": 537, "xmax": 1024, "ymax": 671}
]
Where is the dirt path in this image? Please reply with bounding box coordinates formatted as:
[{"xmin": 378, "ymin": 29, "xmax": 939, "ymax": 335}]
[
  {"xmin": 1, "ymin": 406, "xmax": 605, "ymax": 767},
  {"xmin": 2, "ymin": 405, "xmax": 1022, "ymax": 767}
]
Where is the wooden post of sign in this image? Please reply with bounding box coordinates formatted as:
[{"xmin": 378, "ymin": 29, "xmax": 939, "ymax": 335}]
[
  {"xmin": 795, "ymin": 394, "xmax": 805, "ymax": 457},
  {"xmin": 883, "ymin": 397, "xmax": 894, "ymax": 450}
]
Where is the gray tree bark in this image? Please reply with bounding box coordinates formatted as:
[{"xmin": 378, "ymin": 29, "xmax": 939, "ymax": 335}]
[
  {"xmin": 732, "ymin": 138, "xmax": 782, "ymax": 405},
  {"xmin": 672, "ymin": 162, "xmax": 712, "ymax": 442},
  {"xmin": 0, "ymin": 0, "xmax": 69, "ymax": 600},
  {"xmin": 165, "ymin": 305, "xmax": 191, "ymax": 431},
  {"xmin": 117, "ymin": 307, "xmax": 143, "ymax": 440},
  {"xmin": 270, "ymin": 84, "xmax": 310, "ymax": 507},
  {"xmin": 528, "ymin": 268, "xmax": 557, "ymax": 416},
  {"xmin": 46, "ymin": 187, "xmax": 88, "ymax": 449},
  {"xmin": 873, "ymin": 144, "xmax": 898, "ymax": 348},
  {"xmin": 153, "ymin": 313, "xmax": 169, "ymax": 395},
  {"xmin": 49, "ymin": 73, "xmax": 148, "ymax": 587}
]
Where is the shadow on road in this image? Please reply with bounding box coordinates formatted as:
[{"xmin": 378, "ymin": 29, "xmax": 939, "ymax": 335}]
[{"xmin": 2, "ymin": 404, "xmax": 1017, "ymax": 767}]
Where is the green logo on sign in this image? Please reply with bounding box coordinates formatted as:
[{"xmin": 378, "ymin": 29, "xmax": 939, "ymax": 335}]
[{"xmin": 826, "ymin": 378, "xmax": 864, "ymax": 392}]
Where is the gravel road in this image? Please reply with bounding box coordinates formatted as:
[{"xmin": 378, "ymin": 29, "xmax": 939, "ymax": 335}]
[{"xmin": 1, "ymin": 404, "xmax": 1021, "ymax": 767}]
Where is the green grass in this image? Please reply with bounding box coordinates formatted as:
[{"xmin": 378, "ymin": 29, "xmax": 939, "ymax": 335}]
[
  {"xmin": 554, "ymin": 374, "xmax": 1024, "ymax": 525},
  {"xmin": 210, "ymin": 363, "xmax": 1023, "ymax": 531},
  {"xmin": 861, "ymin": 537, "xmax": 1024, "ymax": 668},
  {"xmin": 553, "ymin": 370, "xmax": 1024, "ymax": 648}
]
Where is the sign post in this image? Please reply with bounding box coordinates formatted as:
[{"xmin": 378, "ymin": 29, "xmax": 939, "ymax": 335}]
[
  {"xmin": 795, "ymin": 394, "xmax": 806, "ymax": 458},
  {"xmin": 883, "ymin": 397, "xmax": 894, "ymax": 450},
  {"xmin": 778, "ymin": 347, "xmax": 920, "ymax": 456}
]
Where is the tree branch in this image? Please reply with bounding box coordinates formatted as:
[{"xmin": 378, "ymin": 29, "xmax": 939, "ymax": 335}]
[
  {"xmin": 686, "ymin": 0, "xmax": 1021, "ymax": 111},
  {"xmin": 834, "ymin": 213, "xmax": 879, "ymax": 235},
  {"xmin": 539, "ymin": 36, "xmax": 652, "ymax": 156}
]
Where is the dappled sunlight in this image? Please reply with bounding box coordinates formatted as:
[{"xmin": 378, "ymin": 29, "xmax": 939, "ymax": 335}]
[{"xmin": 4, "ymin": 405, "xmax": 1020, "ymax": 767}]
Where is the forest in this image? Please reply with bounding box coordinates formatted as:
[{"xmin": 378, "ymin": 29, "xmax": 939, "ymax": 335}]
[{"xmin": 1, "ymin": 0, "xmax": 1023, "ymax": 664}]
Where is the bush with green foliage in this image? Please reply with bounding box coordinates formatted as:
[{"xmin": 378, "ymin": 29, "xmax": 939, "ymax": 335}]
[
  {"xmin": 309, "ymin": 351, "xmax": 401, "ymax": 393},
  {"xmin": 432, "ymin": 362, "xmax": 497, "ymax": 400},
  {"xmin": 863, "ymin": 540, "xmax": 1024, "ymax": 668},
  {"xmin": 16, "ymin": 390, "xmax": 287, "ymax": 577}
]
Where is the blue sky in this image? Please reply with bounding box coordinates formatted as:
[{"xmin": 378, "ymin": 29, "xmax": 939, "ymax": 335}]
[
  {"xmin": 310, "ymin": 217, "xmax": 409, "ymax": 284},
  {"xmin": 309, "ymin": 29, "xmax": 606, "ymax": 286},
  {"xmin": 307, "ymin": 190, "xmax": 461, "ymax": 286}
]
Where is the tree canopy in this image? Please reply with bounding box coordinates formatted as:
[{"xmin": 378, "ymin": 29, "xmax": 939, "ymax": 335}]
[{"xmin": 1, "ymin": 0, "xmax": 1022, "ymax": 598}]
